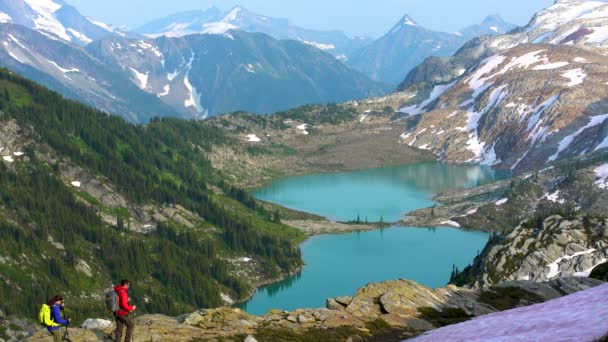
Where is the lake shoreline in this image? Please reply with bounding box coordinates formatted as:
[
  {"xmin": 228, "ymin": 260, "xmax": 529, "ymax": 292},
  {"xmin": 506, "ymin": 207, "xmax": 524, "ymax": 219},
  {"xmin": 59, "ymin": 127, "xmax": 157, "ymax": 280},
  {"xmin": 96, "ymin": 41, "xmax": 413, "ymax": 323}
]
[{"xmin": 240, "ymin": 162, "xmax": 503, "ymax": 315}]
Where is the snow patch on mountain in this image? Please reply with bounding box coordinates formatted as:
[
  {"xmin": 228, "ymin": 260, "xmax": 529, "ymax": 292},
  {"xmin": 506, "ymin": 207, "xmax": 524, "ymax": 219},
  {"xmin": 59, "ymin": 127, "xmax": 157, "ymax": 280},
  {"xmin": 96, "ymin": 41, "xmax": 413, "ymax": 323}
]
[
  {"xmin": 412, "ymin": 283, "xmax": 608, "ymax": 342},
  {"xmin": 543, "ymin": 190, "xmax": 565, "ymax": 203},
  {"xmin": 23, "ymin": 0, "xmax": 71, "ymax": 41},
  {"xmin": 400, "ymin": 81, "xmax": 456, "ymax": 116},
  {"xmin": 548, "ymin": 113, "xmax": 608, "ymax": 161},
  {"xmin": 530, "ymin": 0, "xmax": 607, "ymax": 31},
  {"xmin": 465, "ymin": 84, "xmax": 508, "ymax": 162},
  {"xmin": 158, "ymin": 85, "xmax": 170, "ymax": 97},
  {"xmin": 300, "ymin": 39, "xmax": 336, "ymax": 51},
  {"xmin": 87, "ymin": 18, "xmax": 126, "ymax": 37},
  {"xmin": 48, "ymin": 60, "xmax": 80, "ymax": 74},
  {"xmin": 533, "ymin": 61, "xmax": 569, "ymax": 70},
  {"xmin": 561, "ymin": 68, "xmax": 587, "ymax": 86},
  {"xmin": 182, "ymin": 53, "xmax": 207, "ymax": 117},
  {"xmin": 546, "ymin": 248, "xmax": 597, "ymax": 278},
  {"xmin": 0, "ymin": 12, "xmax": 11, "ymax": 23},
  {"xmin": 595, "ymin": 163, "xmax": 608, "ymax": 189},
  {"xmin": 129, "ymin": 67, "xmax": 149, "ymax": 90},
  {"xmin": 245, "ymin": 134, "xmax": 261, "ymax": 142},
  {"xmin": 586, "ymin": 25, "xmax": 608, "ymax": 43},
  {"xmin": 66, "ymin": 28, "xmax": 92, "ymax": 44}
]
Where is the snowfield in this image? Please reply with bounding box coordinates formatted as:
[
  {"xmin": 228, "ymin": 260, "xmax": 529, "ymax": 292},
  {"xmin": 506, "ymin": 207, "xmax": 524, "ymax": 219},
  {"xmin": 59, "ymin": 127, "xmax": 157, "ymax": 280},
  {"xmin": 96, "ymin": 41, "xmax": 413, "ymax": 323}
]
[
  {"xmin": 595, "ymin": 163, "xmax": 608, "ymax": 189},
  {"xmin": 410, "ymin": 283, "xmax": 608, "ymax": 342},
  {"xmin": 245, "ymin": 134, "xmax": 261, "ymax": 142}
]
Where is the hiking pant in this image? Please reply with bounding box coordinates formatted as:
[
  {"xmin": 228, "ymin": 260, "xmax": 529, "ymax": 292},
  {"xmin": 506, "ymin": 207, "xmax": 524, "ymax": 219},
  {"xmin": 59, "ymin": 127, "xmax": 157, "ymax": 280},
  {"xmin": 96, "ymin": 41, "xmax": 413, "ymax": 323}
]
[
  {"xmin": 114, "ymin": 314, "xmax": 134, "ymax": 342},
  {"xmin": 51, "ymin": 329, "xmax": 61, "ymax": 342}
]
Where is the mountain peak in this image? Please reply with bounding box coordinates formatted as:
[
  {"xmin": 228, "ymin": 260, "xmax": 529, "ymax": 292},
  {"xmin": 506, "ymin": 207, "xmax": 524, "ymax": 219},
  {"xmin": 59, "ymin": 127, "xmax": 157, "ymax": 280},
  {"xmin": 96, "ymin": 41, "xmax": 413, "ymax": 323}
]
[
  {"xmin": 386, "ymin": 14, "xmax": 421, "ymax": 35},
  {"xmin": 400, "ymin": 14, "xmax": 419, "ymax": 28},
  {"xmin": 482, "ymin": 14, "xmax": 506, "ymax": 25}
]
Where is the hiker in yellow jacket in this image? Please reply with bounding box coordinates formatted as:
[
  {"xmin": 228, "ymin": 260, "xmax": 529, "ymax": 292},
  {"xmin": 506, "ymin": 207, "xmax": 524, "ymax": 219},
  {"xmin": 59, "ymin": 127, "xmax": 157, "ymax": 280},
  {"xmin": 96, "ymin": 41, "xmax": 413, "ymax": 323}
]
[{"xmin": 39, "ymin": 295, "xmax": 69, "ymax": 342}]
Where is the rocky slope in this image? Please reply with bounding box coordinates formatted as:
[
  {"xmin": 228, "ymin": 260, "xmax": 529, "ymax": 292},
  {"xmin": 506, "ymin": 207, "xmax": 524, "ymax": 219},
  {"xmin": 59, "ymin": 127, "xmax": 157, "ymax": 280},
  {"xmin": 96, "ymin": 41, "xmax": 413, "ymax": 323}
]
[
  {"xmin": 0, "ymin": 23, "xmax": 181, "ymax": 123},
  {"xmin": 385, "ymin": 1, "xmax": 608, "ymax": 172},
  {"xmin": 25, "ymin": 277, "xmax": 606, "ymax": 341},
  {"xmin": 137, "ymin": 6, "xmax": 372, "ymax": 60},
  {"xmin": 348, "ymin": 15, "xmax": 514, "ymax": 85},
  {"xmin": 399, "ymin": 0, "xmax": 608, "ymax": 90},
  {"xmin": 455, "ymin": 215, "xmax": 608, "ymax": 288},
  {"xmin": 399, "ymin": 43, "xmax": 608, "ymax": 172},
  {"xmin": 86, "ymin": 31, "xmax": 387, "ymax": 118}
]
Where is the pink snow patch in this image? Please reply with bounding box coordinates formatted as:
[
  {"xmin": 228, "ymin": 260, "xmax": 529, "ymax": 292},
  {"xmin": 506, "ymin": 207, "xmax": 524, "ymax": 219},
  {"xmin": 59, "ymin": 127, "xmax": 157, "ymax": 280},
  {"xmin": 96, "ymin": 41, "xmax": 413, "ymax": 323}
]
[{"xmin": 410, "ymin": 283, "xmax": 608, "ymax": 342}]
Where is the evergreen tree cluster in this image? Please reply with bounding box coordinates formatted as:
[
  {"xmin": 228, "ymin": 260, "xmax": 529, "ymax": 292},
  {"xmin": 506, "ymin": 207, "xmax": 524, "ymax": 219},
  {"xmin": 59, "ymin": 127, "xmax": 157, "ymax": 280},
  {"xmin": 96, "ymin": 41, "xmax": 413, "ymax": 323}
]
[{"xmin": 0, "ymin": 68, "xmax": 302, "ymax": 320}]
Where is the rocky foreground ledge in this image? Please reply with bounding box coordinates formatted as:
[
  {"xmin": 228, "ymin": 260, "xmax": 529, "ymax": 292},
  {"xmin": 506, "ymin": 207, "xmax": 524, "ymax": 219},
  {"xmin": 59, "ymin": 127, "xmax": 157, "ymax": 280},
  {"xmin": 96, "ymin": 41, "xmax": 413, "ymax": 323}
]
[{"xmin": 28, "ymin": 277, "xmax": 604, "ymax": 341}]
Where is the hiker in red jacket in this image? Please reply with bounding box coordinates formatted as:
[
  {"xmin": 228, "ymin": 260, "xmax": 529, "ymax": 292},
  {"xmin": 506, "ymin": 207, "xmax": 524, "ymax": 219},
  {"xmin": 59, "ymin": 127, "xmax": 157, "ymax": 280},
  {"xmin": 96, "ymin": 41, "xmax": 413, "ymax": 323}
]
[{"xmin": 114, "ymin": 279, "xmax": 137, "ymax": 342}]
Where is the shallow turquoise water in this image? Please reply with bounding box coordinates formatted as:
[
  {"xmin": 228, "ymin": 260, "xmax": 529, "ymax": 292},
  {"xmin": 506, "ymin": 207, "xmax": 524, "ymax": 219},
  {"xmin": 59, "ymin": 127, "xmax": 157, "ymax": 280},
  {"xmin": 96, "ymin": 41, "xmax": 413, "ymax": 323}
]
[
  {"xmin": 253, "ymin": 162, "xmax": 505, "ymax": 222},
  {"xmin": 241, "ymin": 163, "xmax": 506, "ymax": 315}
]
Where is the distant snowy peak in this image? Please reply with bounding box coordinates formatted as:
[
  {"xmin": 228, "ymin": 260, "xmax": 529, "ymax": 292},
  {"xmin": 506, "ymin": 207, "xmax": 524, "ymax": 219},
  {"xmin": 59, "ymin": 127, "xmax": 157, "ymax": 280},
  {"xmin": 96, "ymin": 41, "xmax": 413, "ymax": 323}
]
[
  {"xmin": 137, "ymin": 5, "xmax": 370, "ymax": 58},
  {"xmin": 457, "ymin": 15, "xmax": 517, "ymax": 39},
  {"xmin": 388, "ymin": 15, "xmax": 422, "ymax": 35},
  {"xmin": 0, "ymin": 0, "xmax": 130, "ymax": 45}
]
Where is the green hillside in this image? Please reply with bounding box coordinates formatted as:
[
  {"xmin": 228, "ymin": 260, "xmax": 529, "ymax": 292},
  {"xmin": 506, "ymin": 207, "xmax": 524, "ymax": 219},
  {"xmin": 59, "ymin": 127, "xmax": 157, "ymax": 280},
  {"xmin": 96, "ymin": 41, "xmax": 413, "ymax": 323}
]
[{"xmin": 0, "ymin": 68, "xmax": 303, "ymax": 322}]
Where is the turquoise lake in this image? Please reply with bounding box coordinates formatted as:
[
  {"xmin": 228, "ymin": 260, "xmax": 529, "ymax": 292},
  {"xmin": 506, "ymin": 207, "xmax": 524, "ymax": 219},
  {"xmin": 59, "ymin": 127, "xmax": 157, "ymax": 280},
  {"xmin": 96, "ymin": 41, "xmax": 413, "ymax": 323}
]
[{"xmin": 241, "ymin": 162, "xmax": 507, "ymax": 315}]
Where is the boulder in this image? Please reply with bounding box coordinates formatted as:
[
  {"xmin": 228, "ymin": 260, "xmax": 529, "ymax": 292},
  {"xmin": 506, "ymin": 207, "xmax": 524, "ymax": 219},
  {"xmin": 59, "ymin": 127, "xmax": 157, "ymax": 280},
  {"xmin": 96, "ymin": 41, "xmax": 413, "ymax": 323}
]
[
  {"xmin": 81, "ymin": 318, "xmax": 113, "ymax": 330},
  {"xmin": 326, "ymin": 298, "xmax": 345, "ymax": 311},
  {"xmin": 297, "ymin": 313, "xmax": 315, "ymax": 324},
  {"xmin": 335, "ymin": 296, "xmax": 353, "ymax": 306}
]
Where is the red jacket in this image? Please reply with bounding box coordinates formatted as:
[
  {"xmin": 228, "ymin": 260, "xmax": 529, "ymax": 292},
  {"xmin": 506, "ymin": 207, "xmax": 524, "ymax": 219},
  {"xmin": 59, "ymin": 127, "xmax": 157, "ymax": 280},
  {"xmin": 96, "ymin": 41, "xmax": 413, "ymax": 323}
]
[{"xmin": 114, "ymin": 285, "xmax": 135, "ymax": 316}]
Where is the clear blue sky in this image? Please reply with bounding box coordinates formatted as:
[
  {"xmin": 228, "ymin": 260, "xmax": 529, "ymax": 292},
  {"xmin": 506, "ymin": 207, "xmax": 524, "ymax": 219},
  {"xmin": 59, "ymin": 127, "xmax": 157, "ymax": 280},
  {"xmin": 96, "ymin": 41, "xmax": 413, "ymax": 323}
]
[{"xmin": 67, "ymin": 0, "xmax": 552, "ymax": 37}]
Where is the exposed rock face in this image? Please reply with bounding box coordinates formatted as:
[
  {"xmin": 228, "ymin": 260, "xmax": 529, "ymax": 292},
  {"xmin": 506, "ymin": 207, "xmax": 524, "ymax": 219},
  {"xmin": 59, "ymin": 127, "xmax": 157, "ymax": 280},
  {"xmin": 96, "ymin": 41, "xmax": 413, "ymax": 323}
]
[
  {"xmin": 392, "ymin": 0, "xmax": 608, "ymax": 172},
  {"xmin": 457, "ymin": 215, "xmax": 608, "ymax": 287},
  {"xmin": 400, "ymin": 0, "xmax": 608, "ymax": 90},
  {"xmin": 398, "ymin": 44, "xmax": 608, "ymax": 172},
  {"xmin": 26, "ymin": 277, "xmax": 605, "ymax": 341}
]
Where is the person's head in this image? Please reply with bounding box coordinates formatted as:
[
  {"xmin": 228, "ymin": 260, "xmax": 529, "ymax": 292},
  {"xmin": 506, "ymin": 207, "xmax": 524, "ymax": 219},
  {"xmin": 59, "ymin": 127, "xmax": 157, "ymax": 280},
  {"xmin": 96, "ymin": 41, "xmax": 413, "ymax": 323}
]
[
  {"xmin": 47, "ymin": 295, "xmax": 63, "ymax": 306},
  {"xmin": 120, "ymin": 279, "xmax": 131, "ymax": 288}
]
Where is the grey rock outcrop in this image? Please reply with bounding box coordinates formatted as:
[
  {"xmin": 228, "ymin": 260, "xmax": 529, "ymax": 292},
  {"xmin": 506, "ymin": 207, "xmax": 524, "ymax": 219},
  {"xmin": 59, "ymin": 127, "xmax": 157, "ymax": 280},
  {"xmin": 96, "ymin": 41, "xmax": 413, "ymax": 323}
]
[{"xmin": 458, "ymin": 215, "xmax": 608, "ymax": 287}]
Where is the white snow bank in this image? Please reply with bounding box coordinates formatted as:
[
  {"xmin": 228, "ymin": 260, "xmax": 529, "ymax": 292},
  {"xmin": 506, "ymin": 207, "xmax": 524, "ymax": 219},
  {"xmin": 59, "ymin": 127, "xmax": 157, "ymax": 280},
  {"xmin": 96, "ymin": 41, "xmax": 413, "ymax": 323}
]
[
  {"xmin": 532, "ymin": 62, "xmax": 569, "ymax": 70},
  {"xmin": 411, "ymin": 283, "xmax": 608, "ymax": 342},
  {"xmin": 49, "ymin": 60, "xmax": 80, "ymax": 74},
  {"xmin": 440, "ymin": 220, "xmax": 461, "ymax": 228},
  {"xmin": 129, "ymin": 67, "xmax": 149, "ymax": 89},
  {"xmin": 0, "ymin": 12, "xmax": 12, "ymax": 23},
  {"xmin": 2, "ymin": 156, "xmax": 14, "ymax": 163},
  {"xmin": 245, "ymin": 134, "xmax": 261, "ymax": 142},
  {"xmin": 543, "ymin": 190, "xmax": 565, "ymax": 204},
  {"xmin": 495, "ymin": 198, "xmax": 508, "ymax": 206},
  {"xmin": 158, "ymin": 84, "xmax": 170, "ymax": 97},
  {"xmin": 13, "ymin": 152, "xmax": 24, "ymax": 156},
  {"xmin": 549, "ymin": 114, "xmax": 608, "ymax": 162},
  {"xmin": 81, "ymin": 318, "xmax": 113, "ymax": 330},
  {"xmin": 561, "ymin": 68, "xmax": 586, "ymax": 87},
  {"xmin": 399, "ymin": 81, "xmax": 456, "ymax": 116},
  {"xmin": 71, "ymin": 181, "xmax": 81, "ymax": 187},
  {"xmin": 586, "ymin": 26, "xmax": 608, "ymax": 43},
  {"xmin": 546, "ymin": 249, "xmax": 596, "ymax": 278},
  {"xmin": 301, "ymin": 40, "xmax": 335, "ymax": 50},
  {"xmin": 594, "ymin": 163, "xmax": 608, "ymax": 189},
  {"xmin": 297, "ymin": 124, "xmax": 309, "ymax": 135}
]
